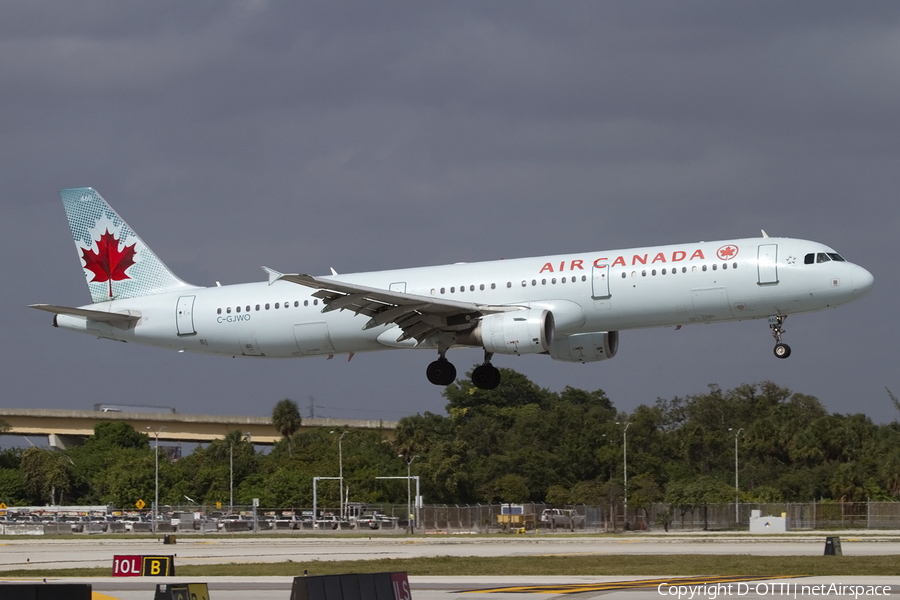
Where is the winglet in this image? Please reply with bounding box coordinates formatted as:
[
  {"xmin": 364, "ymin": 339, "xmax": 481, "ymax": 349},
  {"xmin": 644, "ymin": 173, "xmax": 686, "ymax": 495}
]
[
  {"xmin": 761, "ymin": 229, "xmax": 769, "ymax": 238},
  {"xmin": 262, "ymin": 266, "xmax": 284, "ymax": 286},
  {"xmin": 330, "ymin": 267, "xmax": 339, "ymax": 276}
]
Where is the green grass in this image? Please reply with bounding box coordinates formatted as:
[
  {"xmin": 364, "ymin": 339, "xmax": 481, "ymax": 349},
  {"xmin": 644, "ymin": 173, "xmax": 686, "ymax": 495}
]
[{"xmin": 3, "ymin": 555, "xmax": 900, "ymax": 578}]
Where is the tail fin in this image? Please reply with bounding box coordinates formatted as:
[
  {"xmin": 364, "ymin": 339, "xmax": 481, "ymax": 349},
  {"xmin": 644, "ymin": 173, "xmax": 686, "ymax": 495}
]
[{"xmin": 60, "ymin": 188, "xmax": 198, "ymax": 303}]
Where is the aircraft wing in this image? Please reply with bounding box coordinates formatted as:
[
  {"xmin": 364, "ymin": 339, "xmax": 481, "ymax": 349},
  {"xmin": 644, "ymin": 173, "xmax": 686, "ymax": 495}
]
[{"xmin": 263, "ymin": 268, "xmax": 520, "ymax": 343}]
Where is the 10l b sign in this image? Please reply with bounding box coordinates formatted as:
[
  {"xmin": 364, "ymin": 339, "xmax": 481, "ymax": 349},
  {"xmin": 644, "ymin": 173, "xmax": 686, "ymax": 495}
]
[{"xmin": 113, "ymin": 555, "xmax": 175, "ymax": 577}]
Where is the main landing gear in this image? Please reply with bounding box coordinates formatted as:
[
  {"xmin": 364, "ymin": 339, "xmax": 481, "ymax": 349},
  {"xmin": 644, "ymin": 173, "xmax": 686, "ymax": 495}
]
[
  {"xmin": 769, "ymin": 315, "xmax": 791, "ymax": 359},
  {"xmin": 425, "ymin": 350, "xmax": 502, "ymax": 390}
]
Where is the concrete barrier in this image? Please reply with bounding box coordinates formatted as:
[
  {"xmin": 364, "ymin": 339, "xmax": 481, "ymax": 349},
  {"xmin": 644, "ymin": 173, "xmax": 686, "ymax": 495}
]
[
  {"xmin": 107, "ymin": 522, "xmax": 126, "ymax": 533},
  {"xmin": 0, "ymin": 524, "xmax": 45, "ymax": 536},
  {"xmin": 41, "ymin": 523, "xmax": 73, "ymax": 535},
  {"xmin": 131, "ymin": 522, "xmax": 153, "ymax": 533}
]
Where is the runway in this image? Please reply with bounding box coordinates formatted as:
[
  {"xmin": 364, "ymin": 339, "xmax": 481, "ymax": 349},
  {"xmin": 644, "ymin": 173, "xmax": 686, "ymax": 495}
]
[
  {"xmin": 1, "ymin": 533, "xmax": 899, "ymax": 571},
  {"xmin": 1, "ymin": 534, "xmax": 898, "ymax": 600},
  {"xmin": 2, "ymin": 576, "xmax": 898, "ymax": 600}
]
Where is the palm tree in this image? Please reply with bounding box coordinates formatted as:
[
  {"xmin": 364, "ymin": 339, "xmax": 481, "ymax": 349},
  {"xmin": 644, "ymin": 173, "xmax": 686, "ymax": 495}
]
[{"xmin": 272, "ymin": 399, "xmax": 302, "ymax": 456}]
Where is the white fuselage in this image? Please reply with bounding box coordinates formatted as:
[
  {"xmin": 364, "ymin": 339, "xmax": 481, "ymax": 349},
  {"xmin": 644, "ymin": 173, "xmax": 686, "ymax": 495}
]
[{"xmin": 54, "ymin": 237, "xmax": 873, "ymax": 359}]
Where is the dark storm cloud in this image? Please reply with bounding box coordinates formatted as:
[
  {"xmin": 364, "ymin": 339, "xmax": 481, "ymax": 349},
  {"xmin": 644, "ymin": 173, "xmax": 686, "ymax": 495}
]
[{"xmin": 1, "ymin": 1, "xmax": 898, "ymax": 429}]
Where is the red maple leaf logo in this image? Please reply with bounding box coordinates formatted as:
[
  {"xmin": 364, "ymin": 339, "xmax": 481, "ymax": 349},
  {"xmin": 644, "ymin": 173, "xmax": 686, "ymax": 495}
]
[
  {"xmin": 717, "ymin": 245, "xmax": 739, "ymax": 261},
  {"xmin": 80, "ymin": 229, "xmax": 137, "ymax": 298}
]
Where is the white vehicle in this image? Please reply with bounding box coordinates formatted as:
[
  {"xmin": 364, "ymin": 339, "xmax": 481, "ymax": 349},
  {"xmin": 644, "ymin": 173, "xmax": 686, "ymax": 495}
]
[{"xmin": 32, "ymin": 188, "xmax": 874, "ymax": 389}]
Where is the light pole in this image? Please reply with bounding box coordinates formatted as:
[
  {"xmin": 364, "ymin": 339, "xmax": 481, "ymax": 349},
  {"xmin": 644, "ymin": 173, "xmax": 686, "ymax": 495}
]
[
  {"xmin": 331, "ymin": 431, "xmax": 346, "ymax": 519},
  {"xmin": 730, "ymin": 428, "xmax": 744, "ymax": 525},
  {"xmin": 616, "ymin": 421, "xmax": 631, "ymax": 527},
  {"xmin": 400, "ymin": 454, "xmax": 418, "ymax": 534},
  {"xmin": 146, "ymin": 426, "xmax": 166, "ymax": 533}
]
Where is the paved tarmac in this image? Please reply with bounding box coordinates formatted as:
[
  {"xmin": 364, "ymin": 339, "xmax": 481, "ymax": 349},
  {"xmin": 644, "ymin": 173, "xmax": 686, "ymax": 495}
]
[
  {"xmin": 1, "ymin": 534, "xmax": 898, "ymax": 600},
  {"xmin": 2, "ymin": 576, "xmax": 899, "ymax": 600}
]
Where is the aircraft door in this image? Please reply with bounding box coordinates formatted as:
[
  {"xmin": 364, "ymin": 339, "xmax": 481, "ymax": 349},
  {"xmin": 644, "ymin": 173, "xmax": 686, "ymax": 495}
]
[
  {"xmin": 758, "ymin": 244, "xmax": 779, "ymax": 285},
  {"xmin": 176, "ymin": 295, "xmax": 196, "ymax": 336},
  {"xmin": 591, "ymin": 264, "xmax": 611, "ymax": 299},
  {"xmin": 293, "ymin": 322, "xmax": 337, "ymax": 356}
]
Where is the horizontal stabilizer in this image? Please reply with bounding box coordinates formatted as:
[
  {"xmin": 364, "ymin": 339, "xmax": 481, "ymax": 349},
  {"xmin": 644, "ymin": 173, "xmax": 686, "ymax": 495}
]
[{"xmin": 29, "ymin": 304, "xmax": 141, "ymax": 327}]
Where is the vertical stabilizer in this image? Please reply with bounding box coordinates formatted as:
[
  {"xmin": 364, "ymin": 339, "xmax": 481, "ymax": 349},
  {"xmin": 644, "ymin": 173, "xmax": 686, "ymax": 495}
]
[{"xmin": 60, "ymin": 188, "xmax": 198, "ymax": 303}]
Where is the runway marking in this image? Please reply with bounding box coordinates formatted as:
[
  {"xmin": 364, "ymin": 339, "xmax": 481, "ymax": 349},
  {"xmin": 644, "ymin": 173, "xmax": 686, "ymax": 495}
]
[{"xmin": 465, "ymin": 575, "xmax": 800, "ymax": 594}]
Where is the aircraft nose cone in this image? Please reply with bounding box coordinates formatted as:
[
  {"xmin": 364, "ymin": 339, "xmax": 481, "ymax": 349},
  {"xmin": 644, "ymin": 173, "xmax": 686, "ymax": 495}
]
[{"xmin": 851, "ymin": 266, "xmax": 874, "ymax": 298}]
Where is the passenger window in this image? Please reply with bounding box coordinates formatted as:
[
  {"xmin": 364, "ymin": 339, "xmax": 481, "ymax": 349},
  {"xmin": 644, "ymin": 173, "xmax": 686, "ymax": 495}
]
[
  {"xmin": 642, "ymin": 270, "xmax": 647, "ymax": 277},
  {"xmin": 804, "ymin": 253, "xmax": 815, "ymax": 265},
  {"xmin": 314, "ymin": 300, "xmax": 318, "ymax": 306},
  {"xmin": 227, "ymin": 307, "xmax": 232, "ymax": 314},
  {"xmin": 470, "ymin": 285, "xmax": 475, "ymax": 292},
  {"xmin": 256, "ymin": 305, "xmax": 260, "ymax": 311},
  {"xmin": 712, "ymin": 264, "xmax": 717, "ymax": 271},
  {"xmin": 541, "ymin": 279, "xmax": 547, "ymax": 285},
  {"xmin": 552, "ymin": 278, "xmax": 557, "ymax": 284},
  {"xmin": 265, "ymin": 304, "xmax": 270, "ymax": 310},
  {"xmin": 651, "ymin": 269, "xmax": 657, "ymax": 276},
  {"xmin": 506, "ymin": 282, "xmax": 511, "ymax": 288},
  {"xmin": 562, "ymin": 277, "xmax": 567, "ymax": 283},
  {"xmin": 480, "ymin": 284, "xmax": 485, "ymax": 291},
  {"xmin": 532, "ymin": 279, "xmax": 537, "ymax": 286},
  {"xmin": 682, "ymin": 267, "xmax": 687, "ymax": 273},
  {"xmin": 582, "ymin": 275, "xmax": 586, "ymax": 282},
  {"xmin": 661, "ymin": 268, "xmax": 667, "ymax": 275},
  {"xmin": 440, "ymin": 287, "xmax": 445, "ymax": 294},
  {"xmin": 732, "ymin": 263, "xmax": 737, "ymax": 269},
  {"xmin": 621, "ymin": 273, "xmax": 626, "ymax": 279},
  {"xmin": 450, "ymin": 287, "xmax": 455, "ymax": 293},
  {"xmin": 275, "ymin": 303, "xmax": 280, "ymax": 309},
  {"xmin": 702, "ymin": 265, "xmax": 707, "ymax": 272},
  {"xmin": 491, "ymin": 283, "xmax": 496, "ymax": 290},
  {"xmin": 294, "ymin": 301, "xmax": 299, "ymax": 307},
  {"xmin": 217, "ymin": 308, "xmax": 222, "ymax": 315},
  {"xmin": 522, "ymin": 280, "xmax": 527, "ymax": 287},
  {"xmin": 631, "ymin": 271, "xmax": 636, "ymax": 278},
  {"xmin": 236, "ymin": 306, "xmax": 241, "ymax": 313}
]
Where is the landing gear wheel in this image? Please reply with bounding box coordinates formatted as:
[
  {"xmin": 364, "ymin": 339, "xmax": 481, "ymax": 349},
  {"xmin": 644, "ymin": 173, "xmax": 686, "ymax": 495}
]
[
  {"xmin": 472, "ymin": 364, "xmax": 501, "ymax": 390},
  {"xmin": 773, "ymin": 343, "xmax": 791, "ymax": 359},
  {"xmin": 426, "ymin": 358, "xmax": 457, "ymax": 386}
]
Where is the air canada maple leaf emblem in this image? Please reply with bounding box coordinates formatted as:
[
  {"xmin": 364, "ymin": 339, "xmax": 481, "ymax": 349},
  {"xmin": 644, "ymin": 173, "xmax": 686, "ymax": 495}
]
[{"xmin": 81, "ymin": 229, "xmax": 137, "ymax": 298}]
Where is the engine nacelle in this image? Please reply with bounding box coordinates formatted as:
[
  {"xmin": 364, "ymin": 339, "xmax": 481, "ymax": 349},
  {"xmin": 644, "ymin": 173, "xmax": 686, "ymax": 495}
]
[
  {"xmin": 548, "ymin": 331, "xmax": 618, "ymax": 363},
  {"xmin": 457, "ymin": 309, "xmax": 554, "ymax": 355}
]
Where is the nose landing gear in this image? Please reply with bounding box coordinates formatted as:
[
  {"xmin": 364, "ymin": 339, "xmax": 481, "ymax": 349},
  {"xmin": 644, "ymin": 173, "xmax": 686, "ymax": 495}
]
[{"xmin": 769, "ymin": 315, "xmax": 791, "ymax": 359}]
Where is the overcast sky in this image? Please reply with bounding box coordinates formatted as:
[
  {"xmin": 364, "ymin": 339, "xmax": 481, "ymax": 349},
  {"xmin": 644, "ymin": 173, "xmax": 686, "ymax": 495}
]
[{"xmin": 2, "ymin": 2, "xmax": 898, "ymax": 433}]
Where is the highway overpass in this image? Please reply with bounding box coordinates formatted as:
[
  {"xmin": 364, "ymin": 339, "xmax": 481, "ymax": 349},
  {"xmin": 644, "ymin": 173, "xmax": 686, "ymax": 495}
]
[{"xmin": 0, "ymin": 408, "xmax": 397, "ymax": 448}]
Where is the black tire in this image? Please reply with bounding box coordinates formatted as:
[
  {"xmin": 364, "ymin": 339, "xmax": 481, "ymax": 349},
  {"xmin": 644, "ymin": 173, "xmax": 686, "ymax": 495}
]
[
  {"xmin": 774, "ymin": 343, "xmax": 791, "ymax": 359},
  {"xmin": 426, "ymin": 359, "xmax": 457, "ymax": 386},
  {"xmin": 472, "ymin": 364, "xmax": 501, "ymax": 390}
]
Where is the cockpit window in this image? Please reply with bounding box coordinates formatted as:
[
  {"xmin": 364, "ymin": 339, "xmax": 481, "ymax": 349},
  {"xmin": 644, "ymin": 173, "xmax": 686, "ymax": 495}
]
[
  {"xmin": 804, "ymin": 253, "xmax": 814, "ymax": 265},
  {"xmin": 828, "ymin": 253, "xmax": 845, "ymax": 262},
  {"xmin": 816, "ymin": 253, "xmax": 831, "ymax": 263}
]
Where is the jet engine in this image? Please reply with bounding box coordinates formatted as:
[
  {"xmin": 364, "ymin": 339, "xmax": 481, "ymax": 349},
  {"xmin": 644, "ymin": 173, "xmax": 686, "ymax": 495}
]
[
  {"xmin": 456, "ymin": 309, "xmax": 554, "ymax": 355},
  {"xmin": 548, "ymin": 331, "xmax": 618, "ymax": 363}
]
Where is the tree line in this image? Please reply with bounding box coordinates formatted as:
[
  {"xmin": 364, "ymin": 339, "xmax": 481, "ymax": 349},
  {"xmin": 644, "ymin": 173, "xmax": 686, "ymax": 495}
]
[{"xmin": 1, "ymin": 369, "xmax": 898, "ymax": 513}]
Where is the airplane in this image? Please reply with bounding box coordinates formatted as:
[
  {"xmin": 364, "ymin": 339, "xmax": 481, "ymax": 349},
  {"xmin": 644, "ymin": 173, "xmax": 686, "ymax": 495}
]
[{"xmin": 31, "ymin": 188, "xmax": 874, "ymax": 390}]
